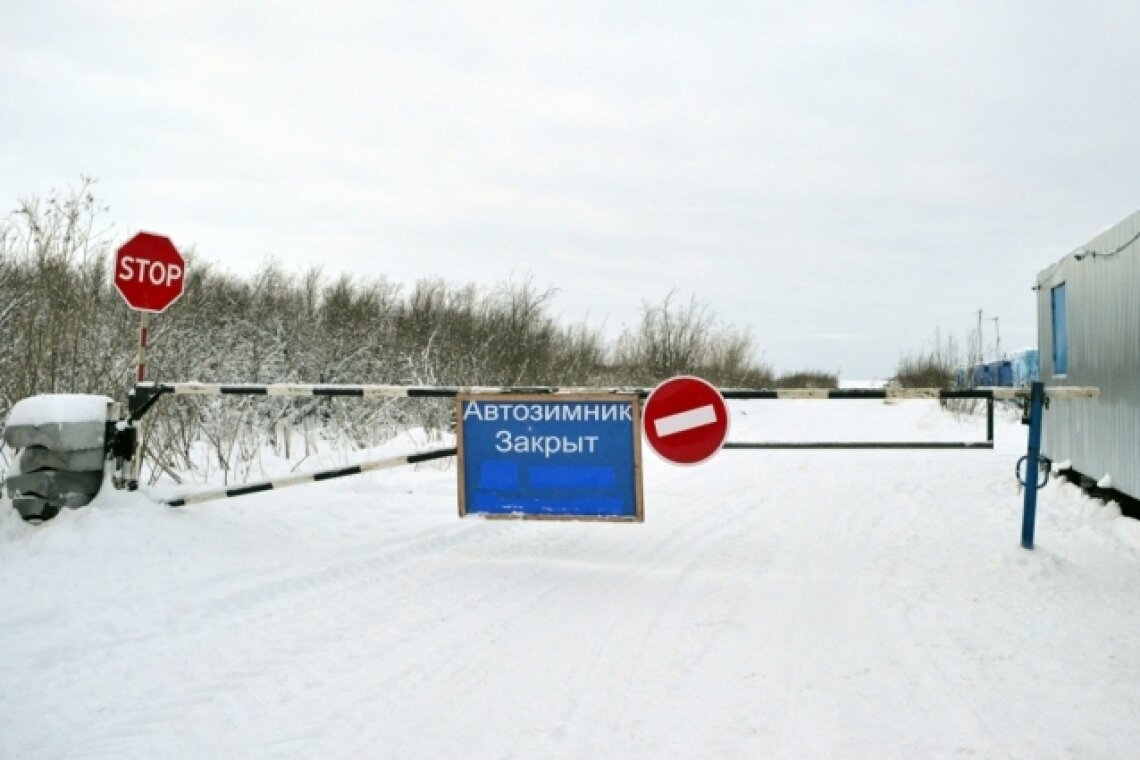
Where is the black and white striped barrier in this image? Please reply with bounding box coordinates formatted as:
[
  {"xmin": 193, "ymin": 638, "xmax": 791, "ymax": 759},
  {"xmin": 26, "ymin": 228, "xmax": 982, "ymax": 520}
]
[
  {"xmin": 119, "ymin": 383, "xmax": 1099, "ymax": 501},
  {"xmin": 127, "ymin": 383, "xmax": 637, "ymax": 420},
  {"xmin": 164, "ymin": 446, "xmax": 456, "ymax": 507},
  {"xmin": 125, "ymin": 383, "xmax": 1100, "ymax": 454},
  {"xmin": 129, "ymin": 381, "xmax": 1098, "ymax": 419}
]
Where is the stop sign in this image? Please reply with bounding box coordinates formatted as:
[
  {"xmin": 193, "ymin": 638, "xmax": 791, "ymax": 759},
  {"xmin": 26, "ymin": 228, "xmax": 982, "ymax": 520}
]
[
  {"xmin": 114, "ymin": 232, "xmax": 186, "ymax": 313},
  {"xmin": 642, "ymin": 375, "xmax": 730, "ymax": 465}
]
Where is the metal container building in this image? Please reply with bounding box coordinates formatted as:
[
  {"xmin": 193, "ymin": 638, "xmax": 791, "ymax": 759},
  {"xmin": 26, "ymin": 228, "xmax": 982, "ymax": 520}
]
[
  {"xmin": 972, "ymin": 363, "xmax": 995, "ymax": 388},
  {"xmin": 987, "ymin": 360, "xmax": 1013, "ymax": 387},
  {"xmin": 1036, "ymin": 209, "xmax": 1140, "ymax": 501}
]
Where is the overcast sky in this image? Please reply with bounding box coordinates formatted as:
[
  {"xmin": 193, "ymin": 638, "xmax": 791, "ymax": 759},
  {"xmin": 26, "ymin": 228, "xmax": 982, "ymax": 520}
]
[{"xmin": 3, "ymin": 1, "xmax": 1138, "ymax": 378}]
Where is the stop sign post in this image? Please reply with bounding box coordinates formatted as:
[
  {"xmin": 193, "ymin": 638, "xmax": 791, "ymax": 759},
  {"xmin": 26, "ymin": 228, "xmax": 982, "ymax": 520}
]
[
  {"xmin": 114, "ymin": 232, "xmax": 185, "ymax": 313},
  {"xmin": 114, "ymin": 232, "xmax": 186, "ymax": 387},
  {"xmin": 642, "ymin": 375, "xmax": 730, "ymax": 465}
]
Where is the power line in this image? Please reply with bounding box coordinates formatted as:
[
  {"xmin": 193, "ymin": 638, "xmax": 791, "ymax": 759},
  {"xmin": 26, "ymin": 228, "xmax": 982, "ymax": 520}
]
[{"xmin": 1074, "ymin": 228, "xmax": 1140, "ymax": 260}]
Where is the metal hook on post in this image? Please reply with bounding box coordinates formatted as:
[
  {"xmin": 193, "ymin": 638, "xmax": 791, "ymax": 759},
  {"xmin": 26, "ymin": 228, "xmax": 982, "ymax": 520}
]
[
  {"xmin": 108, "ymin": 420, "xmax": 139, "ymax": 491},
  {"xmin": 1016, "ymin": 454, "xmax": 1051, "ymax": 490},
  {"xmin": 108, "ymin": 384, "xmax": 168, "ymax": 491}
]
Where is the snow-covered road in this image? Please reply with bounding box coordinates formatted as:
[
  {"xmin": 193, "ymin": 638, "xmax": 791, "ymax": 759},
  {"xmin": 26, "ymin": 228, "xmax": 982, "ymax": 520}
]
[{"xmin": 3, "ymin": 400, "xmax": 1139, "ymax": 758}]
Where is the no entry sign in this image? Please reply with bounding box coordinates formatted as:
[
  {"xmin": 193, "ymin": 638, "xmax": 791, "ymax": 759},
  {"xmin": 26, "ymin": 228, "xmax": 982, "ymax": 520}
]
[
  {"xmin": 114, "ymin": 232, "xmax": 186, "ymax": 313},
  {"xmin": 642, "ymin": 376, "xmax": 729, "ymax": 465}
]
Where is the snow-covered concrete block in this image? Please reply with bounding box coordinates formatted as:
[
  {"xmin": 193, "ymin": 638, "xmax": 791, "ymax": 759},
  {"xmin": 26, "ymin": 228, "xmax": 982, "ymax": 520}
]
[
  {"xmin": 2, "ymin": 394, "xmax": 114, "ymax": 451},
  {"xmin": 5, "ymin": 470, "xmax": 103, "ymax": 501},
  {"xmin": 18, "ymin": 446, "xmax": 105, "ymax": 473},
  {"xmin": 11, "ymin": 496, "xmax": 58, "ymax": 521}
]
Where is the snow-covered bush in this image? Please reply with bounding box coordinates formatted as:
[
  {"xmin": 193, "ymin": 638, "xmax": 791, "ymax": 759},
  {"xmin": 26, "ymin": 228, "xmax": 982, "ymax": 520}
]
[{"xmin": 4, "ymin": 182, "xmax": 777, "ymax": 485}]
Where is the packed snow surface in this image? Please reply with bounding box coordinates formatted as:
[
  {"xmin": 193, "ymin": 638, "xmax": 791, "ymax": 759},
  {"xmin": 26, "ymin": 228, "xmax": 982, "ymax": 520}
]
[{"xmin": 2, "ymin": 400, "xmax": 1139, "ymax": 758}]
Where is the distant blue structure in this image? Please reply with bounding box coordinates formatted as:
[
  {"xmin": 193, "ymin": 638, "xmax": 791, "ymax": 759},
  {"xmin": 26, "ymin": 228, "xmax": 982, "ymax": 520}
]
[
  {"xmin": 972, "ymin": 363, "xmax": 994, "ymax": 387},
  {"xmin": 1010, "ymin": 349, "xmax": 1039, "ymax": 388},
  {"xmin": 962, "ymin": 355, "xmax": 1030, "ymax": 388},
  {"xmin": 987, "ymin": 360, "xmax": 1013, "ymax": 387}
]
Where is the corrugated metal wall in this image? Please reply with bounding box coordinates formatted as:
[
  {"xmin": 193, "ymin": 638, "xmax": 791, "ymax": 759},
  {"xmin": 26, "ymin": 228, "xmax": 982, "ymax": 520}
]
[{"xmin": 1036, "ymin": 209, "xmax": 1140, "ymax": 500}]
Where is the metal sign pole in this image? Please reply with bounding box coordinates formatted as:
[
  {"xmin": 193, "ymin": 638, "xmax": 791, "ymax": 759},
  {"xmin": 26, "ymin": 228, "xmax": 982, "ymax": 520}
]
[
  {"xmin": 1020, "ymin": 381, "xmax": 1046, "ymax": 550},
  {"xmin": 130, "ymin": 311, "xmax": 149, "ymax": 488},
  {"xmin": 136, "ymin": 311, "xmax": 149, "ymax": 383}
]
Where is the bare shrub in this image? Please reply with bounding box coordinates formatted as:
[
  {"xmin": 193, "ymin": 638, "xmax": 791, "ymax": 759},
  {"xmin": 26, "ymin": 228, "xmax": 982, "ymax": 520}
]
[
  {"xmin": 893, "ymin": 329, "xmax": 961, "ymax": 388},
  {"xmin": 0, "ymin": 178, "xmax": 135, "ymax": 418},
  {"xmin": 775, "ymin": 371, "xmax": 838, "ymax": 388},
  {"xmin": 612, "ymin": 291, "xmax": 771, "ymax": 386}
]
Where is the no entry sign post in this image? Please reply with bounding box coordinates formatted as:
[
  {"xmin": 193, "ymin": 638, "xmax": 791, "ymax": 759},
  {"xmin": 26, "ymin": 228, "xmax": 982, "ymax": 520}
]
[{"xmin": 642, "ymin": 375, "xmax": 730, "ymax": 465}]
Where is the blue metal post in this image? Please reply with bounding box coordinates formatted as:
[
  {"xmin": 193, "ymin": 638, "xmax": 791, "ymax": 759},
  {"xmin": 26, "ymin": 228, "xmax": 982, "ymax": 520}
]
[{"xmin": 1020, "ymin": 381, "xmax": 1046, "ymax": 550}]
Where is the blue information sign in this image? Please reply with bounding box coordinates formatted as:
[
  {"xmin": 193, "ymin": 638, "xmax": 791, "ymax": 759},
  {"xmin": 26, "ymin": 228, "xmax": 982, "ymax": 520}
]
[{"xmin": 457, "ymin": 394, "xmax": 644, "ymax": 521}]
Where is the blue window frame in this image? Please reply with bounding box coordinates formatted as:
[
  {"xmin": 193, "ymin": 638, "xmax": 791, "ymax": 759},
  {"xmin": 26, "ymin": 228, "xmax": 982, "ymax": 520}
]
[{"xmin": 1051, "ymin": 283, "xmax": 1068, "ymax": 375}]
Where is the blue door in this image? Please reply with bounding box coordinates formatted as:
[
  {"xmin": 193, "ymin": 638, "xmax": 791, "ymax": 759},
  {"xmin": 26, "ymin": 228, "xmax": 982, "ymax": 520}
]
[{"xmin": 1051, "ymin": 283, "xmax": 1068, "ymax": 375}]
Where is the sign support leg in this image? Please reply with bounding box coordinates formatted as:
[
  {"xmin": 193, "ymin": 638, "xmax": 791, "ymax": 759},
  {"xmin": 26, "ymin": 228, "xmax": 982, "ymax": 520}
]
[
  {"xmin": 136, "ymin": 311, "xmax": 149, "ymax": 383},
  {"xmin": 1020, "ymin": 381, "xmax": 1045, "ymax": 550},
  {"xmin": 130, "ymin": 311, "xmax": 149, "ymax": 489}
]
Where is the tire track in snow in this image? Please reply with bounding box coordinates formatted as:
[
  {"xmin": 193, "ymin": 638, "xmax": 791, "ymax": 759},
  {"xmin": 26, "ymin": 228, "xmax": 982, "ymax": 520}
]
[
  {"xmin": 705, "ymin": 448, "xmax": 1008, "ymax": 756},
  {"xmin": 301, "ymin": 457, "xmax": 773, "ymax": 757},
  {"xmin": 340, "ymin": 479, "xmax": 756, "ymax": 755},
  {"xmin": 468, "ymin": 458, "xmax": 781, "ymax": 757},
  {"xmin": 56, "ymin": 495, "xmax": 740, "ymax": 758},
  {"xmin": 32, "ymin": 502, "xmax": 551, "ymax": 757}
]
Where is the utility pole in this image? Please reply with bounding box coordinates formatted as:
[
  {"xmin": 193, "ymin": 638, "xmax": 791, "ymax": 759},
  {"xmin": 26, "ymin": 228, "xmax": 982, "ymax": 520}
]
[
  {"xmin": 975, "ymin": 309, "xmax": 984, "ymax": 364},
  {"xmin": 991, "ymin": 316, "xmax": 1002, "ymax": 360}
]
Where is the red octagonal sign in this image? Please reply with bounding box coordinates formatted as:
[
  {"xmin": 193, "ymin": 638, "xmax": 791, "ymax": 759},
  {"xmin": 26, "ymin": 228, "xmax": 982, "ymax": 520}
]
[
  {"xmin": 114, "ymin": 232, "xmax": 186, "ymax": 313},
  {"xmin": 642, "ymin": 375, "xmax": 729, "ymax": 465}
]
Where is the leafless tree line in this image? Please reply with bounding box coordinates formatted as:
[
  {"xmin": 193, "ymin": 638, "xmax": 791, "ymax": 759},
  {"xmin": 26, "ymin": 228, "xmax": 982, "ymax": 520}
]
[{"xmin": 3, "ymin": 182, "xmax": 806, "ymax": 483}]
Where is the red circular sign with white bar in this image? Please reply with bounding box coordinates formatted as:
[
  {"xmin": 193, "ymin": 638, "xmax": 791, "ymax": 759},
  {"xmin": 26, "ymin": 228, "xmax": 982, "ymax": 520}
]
[{"xmin": 642, "ymin": 375, "xmax": 729, "ymax": 465}]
